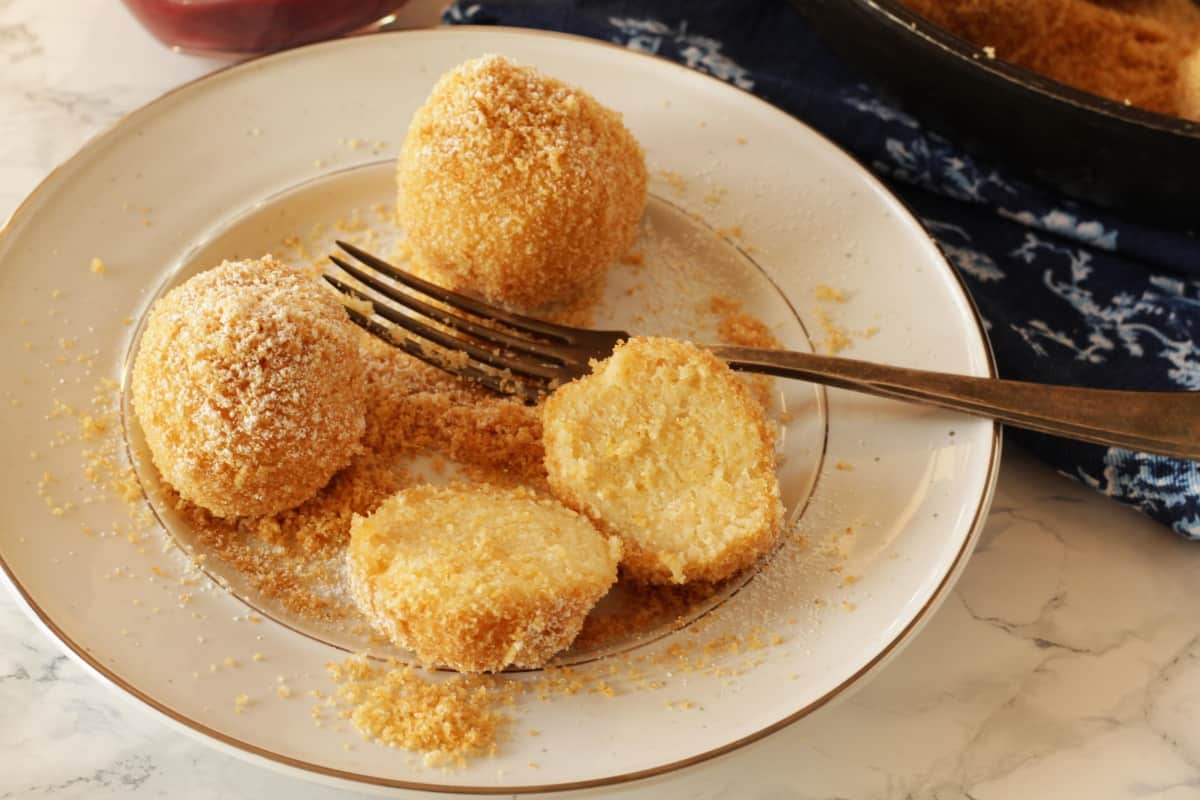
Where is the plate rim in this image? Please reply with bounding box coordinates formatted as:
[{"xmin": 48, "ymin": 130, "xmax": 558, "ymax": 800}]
[{"xmin": 0, "ymin": 24, "xmax": 1002, "ymax": 795}]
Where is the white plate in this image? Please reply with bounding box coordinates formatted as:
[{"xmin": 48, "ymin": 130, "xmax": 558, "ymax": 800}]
[{"xmin": 0, "ymin": 28, "xmax": 999, "ymax": 794}]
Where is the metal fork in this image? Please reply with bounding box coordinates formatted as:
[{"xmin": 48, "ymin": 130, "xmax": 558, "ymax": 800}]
[{"xmin": 324, "ymin": 241, "xmax": 1200, "ymax": 460}]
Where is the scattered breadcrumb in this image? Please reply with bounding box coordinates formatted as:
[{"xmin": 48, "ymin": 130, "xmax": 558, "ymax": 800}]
[
  {"xmin": 815, "ymin": 309, "xmax": 853, "ymax": 354},
  {"xmin": 656, "ymin": 168, "xmax": 688, "ymax": 194},
  {"xmin": 327, "ymin": 655, "xmax": 518, "ymax": 767},
  {"xmin": 704, "ymin": 294, "xmax": 782, "ymax": 413},
  {"xmin": 570, "ymin": 580, "xmax": 721, "ymax": 653},
  {"xmin": 89, "ymin": 257, "xmax": 106, "ymax": 275},
  {"xmin": 814, "ymin": 285, "xmax": 847, "ymax": 302},
  {"xmin": 811, "ymin": 286, "xmax": 880, "ymax": 354}
]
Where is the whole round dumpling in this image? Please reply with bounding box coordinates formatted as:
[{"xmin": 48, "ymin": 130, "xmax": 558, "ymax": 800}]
[
  {"xmin": 130, "ymin": 256, "xmax": 367, "ymax": 518},
  {"xmin": 396, "ymin": 54, "xmax": 648, "ymax": 308},
  {"xmin": 542, "ymin": 337, "xmax": 783, "ymax": 585},
  {"xmin": 347, "ymin": 484, "xmax": 623, "ymax": 673}
]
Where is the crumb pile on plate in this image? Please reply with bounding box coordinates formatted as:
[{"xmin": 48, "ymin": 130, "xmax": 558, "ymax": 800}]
[
  {"xmin": 543, "ymin": 337, "xmax": 783, "ymax": 585},
  {"xmin": 347, "ymin": 484, "xmax": 622, "ymax": 672},
  {"xmin": 131, "ymin": 256, "xmax": 366, "ymax": 518},
  {"xmin": 327, "ymin": 654, "xmax": 521, "ymax": 767},
  {"xmin": 396, "ymin": 54, "xmax": 647, "ymax": 308}
]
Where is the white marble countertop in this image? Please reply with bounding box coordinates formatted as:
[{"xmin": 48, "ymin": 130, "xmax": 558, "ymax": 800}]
[{"xmin": 4, "ymin": 2, "xmax": 1200, "ymax": 798}]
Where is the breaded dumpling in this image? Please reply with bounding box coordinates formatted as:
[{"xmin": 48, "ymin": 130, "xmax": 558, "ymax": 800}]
[
  {"xmin": 396, "ymin": 54, "xmax": 647, "ymax": 308},
  {"xmin": 347, "ymin": 484, "xmax": 622, "ymax": 673},
  {"xmin": 130, "ymin": 256, "xmax": 366, "ymax": 518},
  {"xmin": 542, "ymin": 337, "xmax": 782, "ymax": 585}
]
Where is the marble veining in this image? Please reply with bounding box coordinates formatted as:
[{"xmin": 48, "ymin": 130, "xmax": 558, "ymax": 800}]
[{"xmin": 3, "ymin": 1, "xmax": 1200, "ymax": 797}]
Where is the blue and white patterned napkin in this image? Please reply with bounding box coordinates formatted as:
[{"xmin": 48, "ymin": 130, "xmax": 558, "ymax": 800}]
[{"xmin": 444, "ymin": 0, "xmax": 1200, "ymax": 538}]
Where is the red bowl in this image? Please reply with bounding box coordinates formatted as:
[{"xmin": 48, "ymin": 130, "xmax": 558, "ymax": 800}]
[{"xmin": 122, "ymin": 0, "xmax": 408, "ymax": 55}]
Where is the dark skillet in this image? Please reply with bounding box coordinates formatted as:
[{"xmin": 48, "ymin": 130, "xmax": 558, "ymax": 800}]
[{"xmin": 793, "ymin": 0, "xmax": 1200, "ymax": 229}]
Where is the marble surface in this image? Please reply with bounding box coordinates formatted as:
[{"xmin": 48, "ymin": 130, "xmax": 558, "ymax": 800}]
[{"xmin": 4, "ymin": 2, "xmax": 1200, "ymax": 798}]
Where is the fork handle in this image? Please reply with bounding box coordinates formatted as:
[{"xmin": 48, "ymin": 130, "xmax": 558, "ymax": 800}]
[{"xmin": 706, "ymin": 345, "xmax": 1200, "ymax": 460}]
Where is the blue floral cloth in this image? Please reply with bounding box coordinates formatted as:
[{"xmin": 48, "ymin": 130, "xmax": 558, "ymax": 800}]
[{"xmin": 444, "ymin": 0, "xmax": 1200, "ymax": 538}]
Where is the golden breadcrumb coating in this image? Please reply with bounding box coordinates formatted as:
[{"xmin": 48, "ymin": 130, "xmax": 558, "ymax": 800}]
[
  {"xmin": 396, "ymin": 54, "xmax": 647, "ymax": 308},
  {"xmin": 131, "ymin": 256, "xmax": 366, "ymax": 518},
  {"xmin": 1180, "ymin": 48, "xmax": 1200, "ymax": 120},
  {"xmin": 542, "ymin": 337, "xmax": 782, "ymax": 585},
  {"xmin": 347, "ymin": 484, "xmax": 622, "ymax": 672}
]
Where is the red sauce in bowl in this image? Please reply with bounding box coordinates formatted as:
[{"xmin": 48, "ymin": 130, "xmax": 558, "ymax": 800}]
[{"xmin": 122, "ymin": 0, "xmax": 406, "ymax": 54}]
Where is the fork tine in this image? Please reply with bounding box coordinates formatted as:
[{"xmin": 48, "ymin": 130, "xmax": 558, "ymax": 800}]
[
  {"xmin": 336, "ymin": 240, "xmax": 578, "ymax": 344},
  {"xmin": 341, "ymin": 306, "xmax": 548, "ymax": 403},
  {"xmin": 328, "ymin": 255, "xmax": 569, "ymax": 364},
  {"xmin": 324, "ymin": 273, "xmax": 564, "ymax": 382},
  {"xmin": 340, "ymin": 302, "xmax": 398, "ymax": 343}
]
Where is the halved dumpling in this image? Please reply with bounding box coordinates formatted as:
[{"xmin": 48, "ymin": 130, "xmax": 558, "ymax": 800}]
[
  {"xmin": 542, "ymin": 337, "xmax": 782, "ymax": 585},
  {"xmin": 347, "ymin": 484, "xmax": 621, "ymax": 673}
]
